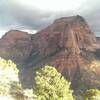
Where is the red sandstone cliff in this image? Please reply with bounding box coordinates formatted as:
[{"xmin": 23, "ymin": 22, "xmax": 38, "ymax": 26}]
[{"xmin": 0, "ymin": 15, "xmax": 100, "ymax": 88}]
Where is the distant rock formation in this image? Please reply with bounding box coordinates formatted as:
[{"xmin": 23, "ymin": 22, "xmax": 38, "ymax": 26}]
[{"xmin": 0, "ymin": 15, "xmax": 100, "ymax": 89}]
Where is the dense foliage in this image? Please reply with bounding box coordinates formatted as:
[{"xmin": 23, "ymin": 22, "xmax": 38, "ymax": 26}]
[
  {"xmin": 33, "ymin": 65, "xmax": 74, "ymax": 100},
  {"xmin": 84, "ymin": 89, "xmax": 100, "ymax": 100},
  {"xmin": 0, "ymin": 57, "xmax": 19, "ymax": 95},
  {"xmin": 0, "ymin": 57, "xmax": 33, "ymax": 100}
]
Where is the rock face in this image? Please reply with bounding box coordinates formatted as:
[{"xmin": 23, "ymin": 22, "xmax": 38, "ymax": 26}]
[
  {"xmin": 25, "ymin": 15, "xmax": 99, "ymax": 80},
  {"xmin": 0, "ymin": 30, "xmax": 33, "ymax": 64},
  {"xmin": 0, "ymin": 15, "xmax": 100, "ymax": 89}
]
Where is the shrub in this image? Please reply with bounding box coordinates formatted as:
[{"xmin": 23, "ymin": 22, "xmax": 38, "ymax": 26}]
[
  {"xmin": 0, "ymin": 57, "xmax": 19, "ymax": 95},
  {"xmin": 33, "ymin": 65, "xmax": 74, "ymax": 100},
  {"xmin": 0, "ymin": 57, "xmax": 24, "ymax": 99},
  {"xmin": 84, "ymin": 89, "xmax": 100, "ymax": 100},
  {"xmin": 0, "ymin": 57, "xmax": 36, "ymax": 100}
]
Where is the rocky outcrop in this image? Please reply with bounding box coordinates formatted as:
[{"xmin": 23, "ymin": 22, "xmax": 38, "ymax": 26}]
[
  {"xmin": 0, "ymin": 30, "xmax": 33, "ymax": 64},
  {"xmin": 25, "ymin": 15, "xmax": 99, "ymax": 66},
  {"xmin": 25, "ymin": 15, "xmax": 99, "ymax": 81},
  {"xmin": 0, "ymin": 15, "xmax": 100, "ymax": 89}
]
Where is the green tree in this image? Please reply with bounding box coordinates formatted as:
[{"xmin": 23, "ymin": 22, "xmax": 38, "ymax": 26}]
[
  {"xmin": 33, "ymin": 65, "xmax": 74, "ymax": 100},
  {"xmin": 0, "ymin": 57, "xmax": 19, "ymax": 95},
  {"xmin": 84, "ymin": 89, "xmax": 100, "ymax": 100},
  {"xmin": 0, "ymin": 57, "xmax": 24, "ymax": 99},
  {"xmin": 0, "ymin": 57, "xmax": 35, "ymax": 100}
]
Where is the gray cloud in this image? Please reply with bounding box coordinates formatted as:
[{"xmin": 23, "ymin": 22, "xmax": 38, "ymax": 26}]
[
  {"xmin": 0, "ymin": 0, "xmax": 100, "ymax": 36},
  {"xmin": 0, "ymin": 0, "xmax": 75, "ymax": 31},
  {"xmin": 78, "ymin": 0, "xmax": 100, "ymax": 36}
]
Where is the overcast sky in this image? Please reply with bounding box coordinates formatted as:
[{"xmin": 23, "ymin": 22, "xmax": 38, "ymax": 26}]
[{"xmin": 0, "ymin": 0, "xmax": 100, "ymax": 37}]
